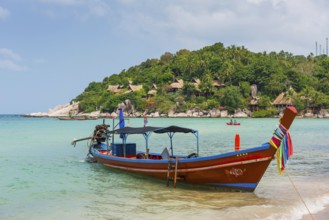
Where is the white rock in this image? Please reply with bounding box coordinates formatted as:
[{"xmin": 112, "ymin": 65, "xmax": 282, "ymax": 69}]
[
  {"xmin": 111, "ymin": 112, "xmax": 118, "ymax": 118},
  {"xmin": 168, "ymin": 110, "xmax": 175, "ymax": 117},
  {"xmin": 220, "ymin": 110, "xmax": 228, "ymax": 117},
  {"xmin": 209, "ymin": 109, "xmax": 220, "ymax": 117},
  {"xmin": 176, "ymin": 112, "xmax": 188, "ymax": 117},
  {"xmin": 192, "ymin": 112, "xmax": 199, "ymax": 117},
  {"xmin": 153, "ymin": 112, "xmax": 160, "ymax": 117},
  {"xmin": 234, "ymin": 112, "xmax": 248, "ymax": 118},
  {"xmin": 304, "ymin": 113, "xmax": 314, "ymax": 118},
  {"xmin": 186, "ymin": 110, "xmax": 193, "ymax": 117}
]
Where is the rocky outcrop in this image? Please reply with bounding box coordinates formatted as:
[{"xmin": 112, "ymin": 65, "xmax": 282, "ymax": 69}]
[
  {"xmin": 25, "ymin": 104, "xmax": 264, "ymax": 118},
  {"xmin": 209, "ymin": 108, "xmax": 221, "ymax": 117},
  {"xmin": 25, "ymin": 102, "xmax": 79, "ymax": 117},
  {"xmin": 25, "ymin": 99, "xmax": 329, "ymax": 119},
  {"xmin": 48, "ymin": 102, "xmax": 79, "ymax": 117},
  {"xmin": 319, "ymin": 109, "xmax": 329, "ymax": 118},
  {"xmin": 304, "ymin": 112, "xmax": 315, "ymax": 118},
  {"xmin": 233, "ymin": 108, "xmax": 250, "ymax": 118},
  {"xmin": 220, "ymin": 110, "xmax": 228, "ymax": 117},
  {"xmin": 149, "ymin": 112, "xmax": 160, "ymax": 117},
  {"xmin": 27, "ymin": 112, "xmax": 49, "ymax": 117}
]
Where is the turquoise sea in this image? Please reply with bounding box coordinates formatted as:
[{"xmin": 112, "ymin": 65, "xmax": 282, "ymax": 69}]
[{"xmin": 1, "ymin": 115, "xmax": 329, "ymax": 220}]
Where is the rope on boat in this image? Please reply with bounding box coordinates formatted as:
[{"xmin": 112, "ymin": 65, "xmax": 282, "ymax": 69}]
[
  {"xmin": 286, "ymin": 172, "xmax": 314, "ymax": 220},
  {"xmin": 271, "ymin": 123, "xmax": 313, "ymax": 219}
]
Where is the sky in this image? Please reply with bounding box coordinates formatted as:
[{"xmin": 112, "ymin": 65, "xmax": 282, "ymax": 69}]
[{"xmin": 1, "ymin": 0, "xmax": 329, "ymax": 114}]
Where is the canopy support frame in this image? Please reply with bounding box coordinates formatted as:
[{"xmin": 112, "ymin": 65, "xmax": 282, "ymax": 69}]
[
  {"xmin": 167, "ymin": 132, "xmax": 175, "ymax": 157},
  {"xmin": 143, "ymin": 131, "xmax": 153, "ymax": 158}
]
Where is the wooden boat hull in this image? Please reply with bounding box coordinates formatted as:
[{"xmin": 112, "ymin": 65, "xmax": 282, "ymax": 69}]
[{"xmin": 93, "ymin": 143, "xmax": 275, "ymax": 191}]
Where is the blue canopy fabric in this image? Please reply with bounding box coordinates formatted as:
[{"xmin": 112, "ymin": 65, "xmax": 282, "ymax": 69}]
[{"xmin": 119, "ymin": 109, "xmax": 126, "ymax": 139}]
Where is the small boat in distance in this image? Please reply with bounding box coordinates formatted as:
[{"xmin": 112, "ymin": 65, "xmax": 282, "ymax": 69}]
[
  {"xmin": 72, "ymin": 107, "xmax": 297, "ymax": 192},
  {"xmin": 227, "ymin": 119, "xmax": 240, "ymax": 126}
]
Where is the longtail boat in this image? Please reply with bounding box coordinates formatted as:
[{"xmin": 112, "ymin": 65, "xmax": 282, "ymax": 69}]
[
  {"xmin": 72, "ymin": 107, "xmax": 297, "ymax": 192},
  {"xmin": 58, "ymin": 116, "xmax": 97, "ymax": 120}
]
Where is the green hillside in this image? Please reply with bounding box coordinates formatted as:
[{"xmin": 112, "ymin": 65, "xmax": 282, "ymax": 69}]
[{"xmin": 72, "ymin": 42, "xmax": 329, "ymax": 115}]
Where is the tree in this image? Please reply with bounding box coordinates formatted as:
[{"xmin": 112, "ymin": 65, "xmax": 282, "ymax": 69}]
[
  {"xmin": 154, "ymin": 95, "xmax": 175, "ymax": 113},
  {"xmin": 220, "ymin": 61, "xmax": 234, "ymax": 84},
  {"xmin": 265, "ymin": 72, "xmax": 290, "ymax": 98},
  {"xmin": 219, "ymin": 86, "xmax": 246, "ymax": 113},
  {"xmin": 182, "ymin": 82, "xmax": 197, "ymax": 99},
  {"xmin": 239, "ymin": 81, "xmax": 250, "ymax": 98},
  {"xmin": 160, "ymin": 52, "xmax": 173, "ymax": 64},
  {"xmin": 257, "ymin": 95, "xmax": 272, "ymax": 109},
  {"xmin": 199, "ymin": 73, "xmax": 214, "ymax": 98}
]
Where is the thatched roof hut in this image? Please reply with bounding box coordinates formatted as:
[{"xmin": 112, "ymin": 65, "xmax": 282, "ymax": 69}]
[
  {"xmin": 107, "ymin": 85, "xmax": 121, "ymax": 93},
  {"xmin": 170, "ymin": 79, "xmax": 184, "ymax": 89},
  {"xmin": 147, "ymin": 84, "xmax": 157, "ymax": 97},
  {"xmin": 190, "ymin": 78, "xmax": 201, "ymax": 88},
  {"xmin": 128, "ymin": 84, "xmax": 143, "ymax": 92},
  {"xmin": 147, "ymin": 89, "xmax": 157, "ymax": 96},
  {"xmin": 272, "ymin": 92, "xmax": 294, "ymax": 109},
  {"xmin": 124, "ymin": 84, "xmax": 143, "ymax": 94}
]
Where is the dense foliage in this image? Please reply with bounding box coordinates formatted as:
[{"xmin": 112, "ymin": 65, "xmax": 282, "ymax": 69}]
[{"xmin": 72, "ymin": 42, "xmax": 329, "ymax": 114}]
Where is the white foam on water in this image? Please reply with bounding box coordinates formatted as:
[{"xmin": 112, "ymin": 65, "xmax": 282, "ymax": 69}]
[
  {"xmin": 256, "ymin": 193, "xmax": 329, "ymax": 220},
  {"xmin": 300, "ymin": 193, "xmax": 329, "ymax": 218}
]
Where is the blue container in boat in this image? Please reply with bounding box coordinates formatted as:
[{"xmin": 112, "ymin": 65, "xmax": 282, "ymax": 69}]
[{"xmin": 111, "ymin": 143, "xmax": 136, "ymax": 157}]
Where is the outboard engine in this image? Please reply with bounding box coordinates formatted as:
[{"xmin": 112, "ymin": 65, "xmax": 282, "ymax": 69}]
[
  {"xmin": 93, "ymin": 124, "xmax": 109, "ymax": 143},
  {"xmin": 72, "ymin": 120, "xmax": 111, "ymax": 163},
  {"xmin": 86, "ymin": 123, "xmax": 111, "ymax": 162}
]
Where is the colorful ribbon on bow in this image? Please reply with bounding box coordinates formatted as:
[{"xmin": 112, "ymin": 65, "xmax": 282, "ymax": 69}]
[{"xmin": 269, "ymin": 124, "xmax": 294, "ymax": 175}]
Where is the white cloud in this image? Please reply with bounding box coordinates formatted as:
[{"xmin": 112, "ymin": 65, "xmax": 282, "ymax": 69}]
[
  {"xmin": 113, "ymin": 0, "xmax": 329, "ymax": 55},
  {"xmin": 0, "ymin": 48, "xmax": 27, "ymax": 72},
  {"xmin": 0, "ymin": 48, "xmax": 22, "ymax": 61},
  {"xmin": 0, "ymin": 6, "xmax": 10, "ymax": 21},
  {"xmin": 0, "ymin": 60, "xmax": 27, "ymax": 72},
  {"xmin": 39, "ymin": 0, "xmax": 111, "ymax": 18}
]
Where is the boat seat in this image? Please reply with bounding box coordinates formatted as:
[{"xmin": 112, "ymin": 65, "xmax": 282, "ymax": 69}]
[{"xmin": 161, "ymin": 147, "xmax": 170, "ymax": 160}]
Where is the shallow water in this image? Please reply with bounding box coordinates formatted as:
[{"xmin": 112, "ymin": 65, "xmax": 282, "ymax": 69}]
[{"xmin": 0, "ymin": 115, "xmax": 328, "ymax": 219}]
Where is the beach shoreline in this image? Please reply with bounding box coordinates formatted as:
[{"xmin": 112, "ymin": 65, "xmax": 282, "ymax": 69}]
[{"xmin": 21, "ymin": 101, "xmax": 329, "ymax": 119}]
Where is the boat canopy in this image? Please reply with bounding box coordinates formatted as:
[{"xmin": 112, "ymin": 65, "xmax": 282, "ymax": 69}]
[
  {"xmin": 108, "ymin": 126, "xmax": 197, "ymax": 135},
  {"xmin": 108, "ymin": 125, "xmax": 199, "ymax": 156},
  {"xmin": 108, "ymin": 126, "xmax": 161, "ymax": 135},
  {"xmin": 154, "ymin": 125, "xmax": 197, "ymax": 134},
  {"xmin": 154, "ymin": 126, "xmax": 199, "ymax": 156}
]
